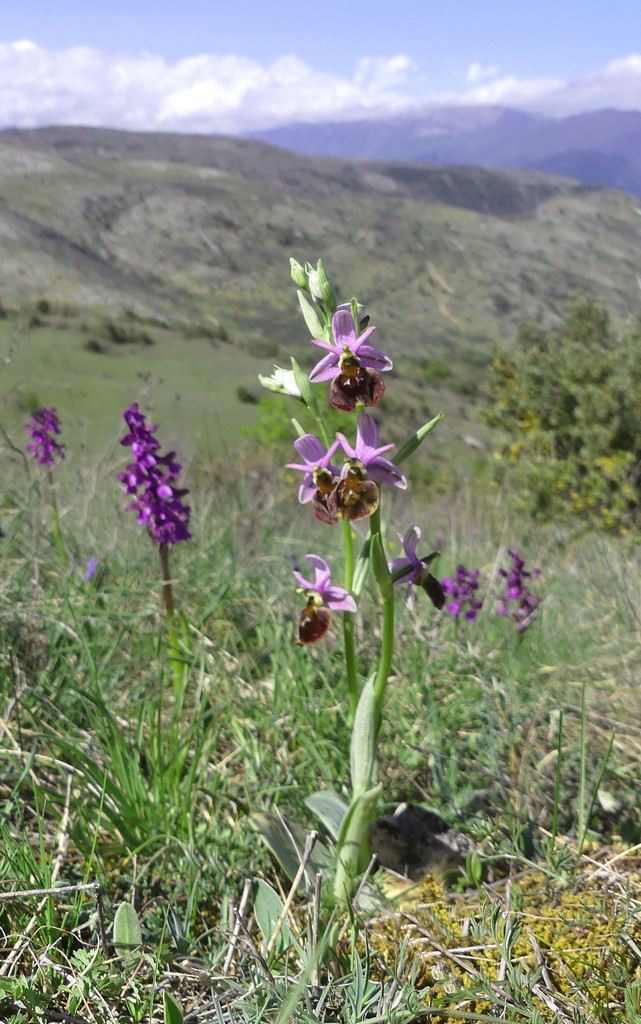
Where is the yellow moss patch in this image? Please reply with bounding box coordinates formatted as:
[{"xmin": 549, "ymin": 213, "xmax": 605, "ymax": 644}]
[{"xmin": 366, "ymin": 846, "xmax": 641, "ymax": 1022}]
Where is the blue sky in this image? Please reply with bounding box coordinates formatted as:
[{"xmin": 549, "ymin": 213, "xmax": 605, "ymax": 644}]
[{"xmin": 2, "ymin": 1, "xmax": 641, "ymax": 131}]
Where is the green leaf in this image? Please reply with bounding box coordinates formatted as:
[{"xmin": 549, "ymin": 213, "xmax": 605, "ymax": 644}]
[
  {"xmin": 113, "ymin": 902, "xmax": 142, "ymax": 956},
  {"xmin": 290, "ymin": 357, "xmax": 314, "ymax": 410},
  {"xmin": 163, "ymin": 991, "xmax": 184, "ymax": 1024},
  {"xmin": 334, "ymin": 784, "xmax": 382, "ymax": 902},
  {"xmin": 305, "ymin": 790, "xmax": 349, "ymax": 841},
  {"xmin": 297, "ymin": 290, "xmax": 324, "ymax": 339},
  {"xmin": 394, "ymin": 413, "xmax": 443, "ymax": 465},
  {"xmin": 252, "ymin": 878, "xmax": 298, "ymax": 956},
  {"xmin": 370, "ymin": 531, "xmax": 391, "ymax": 597},
  {"xmin": 197, "ymin": 584, "xmax": 230, "ymax": 627},
  {"xmin": 250, "ymin": 810, "xmax": 332, "ymax": 891},
  {"xmin": 350, "ymin": 674, "xmax": 378, "ymax": 798},
  {"xmin": 352, "ymin": 535, "xmax": 371, "ymax": 599}
]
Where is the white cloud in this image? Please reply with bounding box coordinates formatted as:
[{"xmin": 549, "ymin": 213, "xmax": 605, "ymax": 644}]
[
  {"xmin": 0, "ymin": 40, "xmax": 640, "ymax": 134},
  {"xmin": 465, "ymin": 62, "xmax": 499, "ymax": 84},
  {"xmin": 528, "ymin": 54, "xmax": 641, "ymax": 115},
  {"xmin": 457, "ymin": 53, "xmax": 641, "ymax": 116},
  {"xmin": 459, "ymin": 73, "xmax": 564, "ymax": 108},
  {"xmin": 0, "ymin": 40, "xmax": 422, "ymax": 133}
]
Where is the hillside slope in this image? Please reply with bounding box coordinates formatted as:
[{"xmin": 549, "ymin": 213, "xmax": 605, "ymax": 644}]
[{"xmin": 0, "ymin": 125, "xmax": 640, "ymax": 458}]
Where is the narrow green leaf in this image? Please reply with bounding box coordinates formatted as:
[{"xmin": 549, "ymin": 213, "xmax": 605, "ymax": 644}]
[
  {"xmin": 297, "ymin": 290, "xmax": 324, "ymax": 339},
  {"xmin": 290, "ymin": 357, "xmax": 314, "ymax": 410},
  {"xmin": 350, "ymin": 674, "xmax": 377, "ymax": 798},
  {"xmin": 305, "ymin": 790, "xmax": 349, "ymax": 841},
  {"xmin": 370, "ymin": 531, "xmax": 391, "ymax": 597},
  {"xmin": 113, "ymin": 902, "xmax": 142, "ymax": 956},
  {"xmin": 334, "ymin": 784, "xmax": 382, "ymax": 902},
  {"xmin": 163, "ymin": 991, "xmax": 184, "ymax": 1024},
  {"xmin": 352, "ymin": 535, "xmax": 371, "ymax": 599},
  {"xmin": 394, "ymin": 413, "xmax": 443, "ymax": 465}
]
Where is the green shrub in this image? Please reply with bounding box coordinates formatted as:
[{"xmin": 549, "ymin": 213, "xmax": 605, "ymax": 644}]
[
  {"xmin": 420, "ymin": 358, "xmax": 451, "ymax": 383},
  {"xmin": 484, "ymin": 295, "xmax": 641, "ymax": 533},
  {"xmin": 236, "ymin": 384, "xmax": 259, "ymax": 404},
  {"xmin": 102, "ymin": 319, "xmax": 155, "ymax": 346}
]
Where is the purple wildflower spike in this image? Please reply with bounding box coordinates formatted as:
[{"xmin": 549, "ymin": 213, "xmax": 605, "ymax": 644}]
[
  {"xmin": 117, "ymin": 403, "xmax": 191, "ymax": 546},
  {"xmin": 26, "ymin": 408, "xmax": 65, "ymax": 466},
  {"xmin": 86, "ymin": 557, "xmax": 100, "ymax": 583},
  {"xmin": 496, "ymin": 549, "xmax": 541, "ymax": 631},
  {"xmin": 441, "ymin": 565, "xmax": 483, "ymax": 621}
]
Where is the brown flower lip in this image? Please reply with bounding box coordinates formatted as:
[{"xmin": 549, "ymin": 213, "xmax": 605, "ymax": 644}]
[
  {"xmin": 297, "ymin": 600, "xmax": 331, "ymax": 644},
  {"xmin": 329, "ymin": 368, "xmax": 385, "ymax": 411}
]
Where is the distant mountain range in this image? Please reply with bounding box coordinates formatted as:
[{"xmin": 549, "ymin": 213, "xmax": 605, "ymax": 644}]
[{"xmin": 248, "ymin": 106, "xmax": 641, "ymax": 198}]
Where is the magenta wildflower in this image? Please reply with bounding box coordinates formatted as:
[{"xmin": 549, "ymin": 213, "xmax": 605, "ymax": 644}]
[
  {"xmin": 309, "ymin": 308, "xmax": 392, "ymax": 411},
  {"xmin": 389, "ymin": 525, "xmax": 445, "ymax": 609},
  {"xmin": 117, "ymin": 403, "xmax": 191, "ymax": 546},
  {"xmin": 85, "ymin": 557, "xmax": 105, "ymax": 587},
  {"xmin": 441, "ymin": 565, "xmax": 483, "ymax": 621},
  {"xmin": 497, "ymin": 549, "xmax": 541, "ymax": 631},
  {"xmin": 293, "ymin": 554, "xmax": 357, "ymax": 644},
  {"xmin": 26, "ymin": 408, "xmax": 65, "ymax": 466},
  {"xmin": 86, "ymin": 557, "xmax": 100, "ymax": 582}
]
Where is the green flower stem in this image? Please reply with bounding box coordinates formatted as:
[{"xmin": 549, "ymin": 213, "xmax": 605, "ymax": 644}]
[
  {"xmin": 158, "ymin": 542, "xmax": 175, "ymax": 622},
  {"xmin": 369, "ymin": 506, "xmax": 394, "ymax": 743},
  {"xmin": 47, "ymin": 468, "xmax": 69, "ymax": 569},
  {"xmin": 312, "ymin": 407, "xmax": 332, "ymax": 450},
  {"xmin": 372, "ymin": 584, "xmax": 395, "ymax": 739},
  {"xmin": 159, "ymin": 541, "xmax": 188, "ymax": 697},
  {"xmin": 334, "ymin": 507, "xmax": 396, "ymax": 902},
  {"xmin": 341, "ymin": 519, "xmax": 359, "ymax": 720}
]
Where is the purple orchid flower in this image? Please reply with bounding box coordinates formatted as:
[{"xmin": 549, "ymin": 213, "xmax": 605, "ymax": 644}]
[
  {"xmin": 293, "ymin": 554, "xmax": 357, "ymax": 644},
  {"xmin": 336, "ymin": 414, "xmax": 407, "ymax": 489},
  {"xmin": 293, "ymin": 554, "xmax": 357, "ymax": 612},
  {"xmin": 389, "ymin": 525, "xmax": 445, "ymax": 609},
  {"xmin": 26, "ymin": 407, "xmax": 65, "ymax": 466},
  {"xmin": 309, "ymin": 309, "xmax": 392, "ymax": 384},
  {"xmin": 286, "ymin": 434, "xmax": 342, "ymax": 504}
]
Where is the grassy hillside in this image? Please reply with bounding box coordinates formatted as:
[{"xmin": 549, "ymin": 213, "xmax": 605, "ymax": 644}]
[{"xmin": 1, "ymin": 125, "xmax": 640, "ymax": 459}]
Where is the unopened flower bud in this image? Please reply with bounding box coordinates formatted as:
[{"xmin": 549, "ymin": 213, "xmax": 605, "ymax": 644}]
[
  {"xmin": 258, "ymin": 365, "xmax": 302, "ymax": 398},
  {"xmin": 307, "ymin": 268, "xmax": 323, "ymax": 303},
  {"xmin": 314, "ymin": 259, "xmax": 337, "ymax": 311},
  {"xmin": 289, "ymin": 258, "xmax": 308, "ymax": 290}
]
